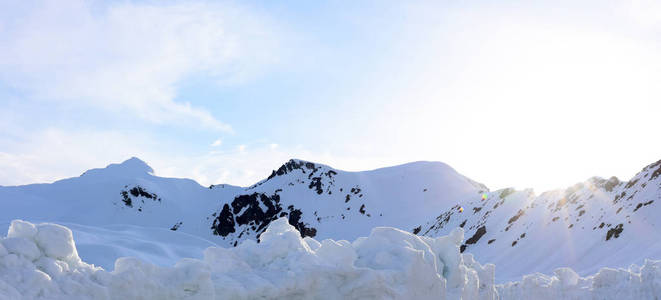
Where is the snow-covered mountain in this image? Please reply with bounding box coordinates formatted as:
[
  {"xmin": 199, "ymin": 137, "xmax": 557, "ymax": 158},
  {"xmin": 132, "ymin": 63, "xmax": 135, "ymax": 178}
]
[
  {"xmin": 1, "ymin": 156, "xmax": 661, "ymax": 283},
  {"xmin": 415, "ymin": 159, "xmax": 661, "ymax": 282},
  {"xmin": 0, "ymin": 157, "xmax": 485, "ymax": 247}
]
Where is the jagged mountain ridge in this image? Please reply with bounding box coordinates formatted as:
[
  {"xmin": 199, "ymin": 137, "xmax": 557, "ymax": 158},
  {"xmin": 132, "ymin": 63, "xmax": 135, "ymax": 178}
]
[
  {"xmin": 0, "ymin": 157, "xmax": 486, "ymax": 248},
  {"xmin": 1, "ymin": 157, "xmax": 661, "ymax": 282},
  {"xmin": 415, "ymin": 159, "xmax": 661, "ymax": 281},
  {"xmin": 208, "ymin": 159, "xmax": 487, "ymax": 246}
]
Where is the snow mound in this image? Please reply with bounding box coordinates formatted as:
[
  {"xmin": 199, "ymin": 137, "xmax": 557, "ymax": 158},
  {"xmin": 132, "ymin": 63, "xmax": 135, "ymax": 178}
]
[
  {"xmin": 497, "ymin": 261, "xmax": 661, "ymax": 299},
  {"xmin": 3, "ymin": 218, "xmax": 661, "ymax": 299},
  {"xmin": 0, "ymin": 218, "xmax": 497, "ymax": 299}
]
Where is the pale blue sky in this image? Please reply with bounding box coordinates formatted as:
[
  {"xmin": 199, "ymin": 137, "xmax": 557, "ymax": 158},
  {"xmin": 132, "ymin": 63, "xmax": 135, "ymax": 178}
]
[{"xmin": 1, "ymin": 0, "xmax": 660, "ymax": 192}]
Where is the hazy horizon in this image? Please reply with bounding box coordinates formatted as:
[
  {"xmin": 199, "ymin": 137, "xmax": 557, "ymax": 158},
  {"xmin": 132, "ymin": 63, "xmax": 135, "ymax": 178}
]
[{"xmin": 2, "ymin": 0, "xmax": 660, "ymax": 192}]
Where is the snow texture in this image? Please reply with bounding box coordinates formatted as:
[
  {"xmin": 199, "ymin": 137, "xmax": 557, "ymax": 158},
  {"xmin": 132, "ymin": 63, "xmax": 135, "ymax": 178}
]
[
  {"xmin": 498, "ymin": 260, "xmax": 661, "ymax": 299},
  {"xmin": 2, "ymin": 219, "xmax": 661, "ymax": 299},
  {"xmin": 0, "ymin": 218, "xmax": 498, "ymax": 299}
]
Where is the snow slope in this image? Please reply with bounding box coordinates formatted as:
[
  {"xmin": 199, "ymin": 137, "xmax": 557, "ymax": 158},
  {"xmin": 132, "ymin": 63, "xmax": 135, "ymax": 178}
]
[
  {"xmin": 0, "ymin": 222, "xmax": 218, "ymax": 271},
  {"xmin": 0, "ymin": 157, "xmax": 244, "ymax": 245},
  {"xmin": 416, "ymin": 159, "xmax": 661, "ymax": 282}
]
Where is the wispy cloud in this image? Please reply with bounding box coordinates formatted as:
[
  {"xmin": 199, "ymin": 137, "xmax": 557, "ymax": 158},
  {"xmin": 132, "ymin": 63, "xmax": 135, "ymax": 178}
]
[{"xmin": 0, "ymin": 0, "xmax": 280, "ymax": 132}]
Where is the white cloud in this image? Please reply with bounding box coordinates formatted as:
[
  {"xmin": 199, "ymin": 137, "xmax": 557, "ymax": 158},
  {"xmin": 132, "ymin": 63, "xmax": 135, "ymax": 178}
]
[
  {"xmin": 237, "ymin": 145, "xmax": 247, "ymax": 152},
  {"xmin": 269, "ymin": 143, "xmax": 278, "ymax": 150},
  {"xmin": 211, "ymin": 139, "xmax": 222, "ymax": 147},
  {"xmin": 0, "ymin": 0, "xmax": 280, "ymax": 132}
]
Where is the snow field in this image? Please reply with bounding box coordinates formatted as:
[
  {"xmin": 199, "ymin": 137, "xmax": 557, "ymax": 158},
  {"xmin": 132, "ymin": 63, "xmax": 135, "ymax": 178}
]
[{"xmin": 1, "ymin": 218, "xmax": 661, "ymax": 299}]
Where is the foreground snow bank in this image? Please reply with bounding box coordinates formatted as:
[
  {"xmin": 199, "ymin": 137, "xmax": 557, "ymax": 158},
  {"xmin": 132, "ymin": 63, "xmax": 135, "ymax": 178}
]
[
  {"xmin": 0, "ymin": 218, "xmax": 496, "ymax": 299},
  {"xmin": 3, "ymin": 219, "xmax": 661, "ymax": 299},
  {"xmin": 498, "ymin": 260, "xmax": 661, "ymax": 299}
]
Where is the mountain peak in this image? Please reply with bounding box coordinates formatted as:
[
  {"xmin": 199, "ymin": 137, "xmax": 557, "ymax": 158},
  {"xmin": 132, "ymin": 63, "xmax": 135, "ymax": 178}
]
[
  {"xmin": 118, "ymin": 157, "xmax": 153, "ymax": 173},
  {"xmin": 80, "ymin": 157, "xmax": 154, "ymax": 178},
  {"xmin": 266, "ymin": 159, "xmax": 325, "ymax": 181}
]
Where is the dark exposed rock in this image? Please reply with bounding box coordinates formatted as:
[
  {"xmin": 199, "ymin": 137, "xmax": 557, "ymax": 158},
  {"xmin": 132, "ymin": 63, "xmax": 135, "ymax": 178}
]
[
  {"xmin": 211, "ymin": 204, "xmax": 235, "ymax": 237},
  {"xmin": 499, "ymin": 188, "xmax": 515, "ymax": 199},
  {"xmin": 350, "ymin": 187, "xmax": 361, "ymax": 195},
  {"xmin": 170, "ymin": 222, "xmax": 182, "ymax": 231},
  {"xmin": 465, "ymin": 226, "xmax": 486, "ymax": 244},
  {"xmin": 554, "ymin": 198, "xmax": 568, "ymax": 212},
  {"xmin": 604, "ymin": 176, "xmax": 620, "ymax": 192},
  {"xmin": 614, "ymin": 192, "xmax": 627, "ymax": 204},
  {"xmin": 267, "ymin": 160, "xmax": 315, "ymax": 180},
  {"xmin": 650, "ymin": 160, "xmax": 661, "ymax": 180},
  {"xmin": 345, "ymin": 195, "xmax": 351, "ymax": 203},
  {"xmin": 625, "ymin": 178, "xmax": 640, "ymax": 189},
  {"xmin": 120, "ymin": 186, "xmax": 160, "ymax": 208},
  {"xmin": 633, "ymin": 200, "xmax": 654, "ymax": 212},
  {"xmin": 412, "ymin": 226, "xmax": 421, "ymax": 235},
  {"xmin": 288, "ymin": 208, "xmax": 317, "ymax": 238},
  {"xmin": 488, "ymin": 239, "xmax": 496, "ymax": 244},
  {"xmin": 359, "ymin": 204, "xmax": 366, "ymax": 215},
  {"xmin": 606, "ymin": 224, "xmax": 624, "ymax": 241},
  {"xmin": 232, "ymin": 193, "xmax": 282, "ymax": 233},
  {"xmin": 120, "ymin": 191, "xmax": 132, "ymax": 207},
  {"xmin": 493, "ymin": 201, "xmax": 501, "ymax": 209},
  {"xmin": 128, "ymin": 186, "xmax": 158, "ymax": 200},
  {"xmin": 308, "ymin": 177, "xmax": 323, "ymax": 194},
  {"xmin": 508, "ymin": 209, "xmax": 525, "ymax": 224},
  {"xmin": 459, "ymin": 220, "xmax": 467, "ymax": 228},
  {"xmin": 212, "ymin": 192, "xmax": 317, "ymax": 241}
]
